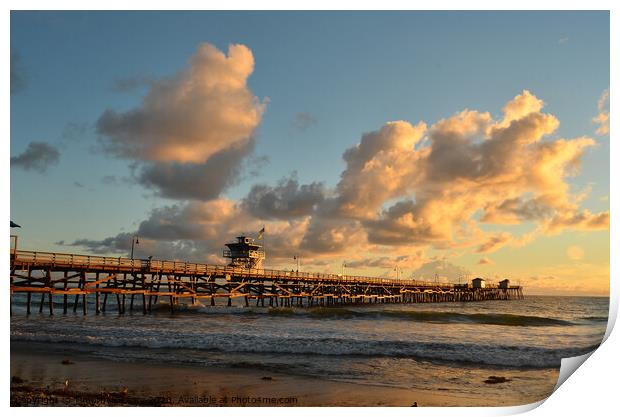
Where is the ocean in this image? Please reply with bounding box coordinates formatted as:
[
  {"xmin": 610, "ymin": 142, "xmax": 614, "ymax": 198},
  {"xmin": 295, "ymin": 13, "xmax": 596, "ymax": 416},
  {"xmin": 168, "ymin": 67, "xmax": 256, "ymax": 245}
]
[{"xmin": 10, "ymin": 295, "xmax": 609, "ymax": 405}]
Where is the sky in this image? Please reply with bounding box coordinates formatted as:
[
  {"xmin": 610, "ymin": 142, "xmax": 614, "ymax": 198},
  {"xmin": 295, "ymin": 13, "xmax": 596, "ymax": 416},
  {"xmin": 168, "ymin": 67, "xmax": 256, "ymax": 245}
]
[{"xmin": 9, "ymin": 11, "xmax": 610, "ymax": 295}]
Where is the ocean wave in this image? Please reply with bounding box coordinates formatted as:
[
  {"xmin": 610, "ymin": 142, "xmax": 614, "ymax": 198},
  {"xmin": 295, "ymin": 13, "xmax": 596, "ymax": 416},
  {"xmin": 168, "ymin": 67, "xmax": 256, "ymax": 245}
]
[
  {"xmin": 264, "ymin": 307, "xmax": 576, "ymax": 327},
  {"xmin": 10, "ymin": 329, "xmax": 599, "ymax": 369},
  {"xmin": 146, "ymin": 304, "xmax": 578, "ymax": 327},
  {"xmin": 580, "ymin": 316, "xmax": 609, "ymax": 323}
]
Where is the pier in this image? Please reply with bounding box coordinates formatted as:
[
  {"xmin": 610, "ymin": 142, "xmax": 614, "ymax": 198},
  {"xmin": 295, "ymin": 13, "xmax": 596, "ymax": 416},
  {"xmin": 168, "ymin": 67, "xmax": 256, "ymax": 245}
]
[{"xmin": 10, "ymin": 245, "xmax": 524, "ymax": 316}]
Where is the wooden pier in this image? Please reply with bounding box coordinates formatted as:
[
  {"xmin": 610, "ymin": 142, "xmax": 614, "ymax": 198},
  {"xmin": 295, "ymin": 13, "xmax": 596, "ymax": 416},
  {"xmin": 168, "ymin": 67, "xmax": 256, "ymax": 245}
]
[{"xmin": 10, "ymin": 250, "xmax": 524, "ymax": 315}]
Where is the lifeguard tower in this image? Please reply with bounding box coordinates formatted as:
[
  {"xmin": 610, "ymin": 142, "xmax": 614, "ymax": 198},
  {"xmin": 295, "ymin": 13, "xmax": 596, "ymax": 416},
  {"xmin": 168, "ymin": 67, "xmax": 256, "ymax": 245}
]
[{"xmin": 223, "ymin": 236, "xmax": 265, "ymax": 269}]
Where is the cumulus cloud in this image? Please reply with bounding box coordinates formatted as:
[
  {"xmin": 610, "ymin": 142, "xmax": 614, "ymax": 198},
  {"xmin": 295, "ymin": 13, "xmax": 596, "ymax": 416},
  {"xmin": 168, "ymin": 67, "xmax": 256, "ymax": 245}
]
[
  {"xmin": 243, "ymin": 174, "xmax": 326, "ymax": 219},
  {"xmin": 65, "ymin": 199, "xmax": 309, "ymax": 263},
  {"xmin": 299, "ymin": 216, "xmax": 364, "ymax": 255},
  {"xmin": 481, "ymin": 196, "xmax": 555, "ymax": 224},
  {"xmin": 500, "ymin": 89, "xmax": 545, "ymax": 124},
  {"xmin": 64, "ymin": 200, "xmax": 246, "ymax": 261},
  {"xmin": 137, "ymin": 141, "xmax": 252, "ymax": 200},
  {"xmin": 592, "ymin": 89, "xmax": 609, "ymax": 135},
  {"xmin": 364, "ymin": 199, "xmax": 454, "ymax": 245},
  {"xmin": 11, "ymin": 142, "xmax": 60, "ymax": 173},
  {"xmin": 478, "ymin": 257, "xmax": 494, "ymax": 265},
  {"xmin": 97, "ymin": 43, "xmax": 266, "ymax": 200},
  {"xmin": 335, "ymin": 120, "xmax": 428, "ymax": 218},
  {"xmin": 361, "ymin": 91, "xmax": 605, "ymax": 251},
  {"xmin": 70, "ymin": 90, "xmax": 608, "ymax": 270}
]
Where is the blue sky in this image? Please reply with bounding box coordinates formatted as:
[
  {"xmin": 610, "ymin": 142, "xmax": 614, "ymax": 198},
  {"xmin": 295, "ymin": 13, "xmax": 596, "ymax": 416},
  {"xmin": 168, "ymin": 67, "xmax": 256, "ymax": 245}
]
[{"xmin": 10, "ymin": 11, "xmax": 610, "ymax": 293}]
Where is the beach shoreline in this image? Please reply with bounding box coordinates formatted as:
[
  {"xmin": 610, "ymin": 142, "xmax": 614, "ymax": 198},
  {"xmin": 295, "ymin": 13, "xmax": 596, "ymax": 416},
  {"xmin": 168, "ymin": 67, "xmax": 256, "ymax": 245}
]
[{"xmin": 10, "ymin": 340, "xmax": 544, "ymax": 407}]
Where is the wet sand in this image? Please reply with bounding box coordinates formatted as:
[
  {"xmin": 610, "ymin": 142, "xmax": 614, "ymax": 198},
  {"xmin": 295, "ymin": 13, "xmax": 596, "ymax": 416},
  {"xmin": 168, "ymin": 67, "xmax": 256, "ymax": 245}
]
[{"xmin": 10, "ymin": 341, "xmax": 498, "ymax": 407}]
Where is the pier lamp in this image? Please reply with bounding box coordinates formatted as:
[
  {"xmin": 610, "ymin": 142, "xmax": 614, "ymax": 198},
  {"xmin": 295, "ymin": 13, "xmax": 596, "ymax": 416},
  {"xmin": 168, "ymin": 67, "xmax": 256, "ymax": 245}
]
[
  {"xmin": 130, "ymin": 235, "xmax": 139, "ymax": 259},
  {"xmin": 294, "ymin": 255, "xmax": 301, "ymax": 273},
  {"xmin": 394, "ymin": 265, "xmax": 402, "ymax": 280}
]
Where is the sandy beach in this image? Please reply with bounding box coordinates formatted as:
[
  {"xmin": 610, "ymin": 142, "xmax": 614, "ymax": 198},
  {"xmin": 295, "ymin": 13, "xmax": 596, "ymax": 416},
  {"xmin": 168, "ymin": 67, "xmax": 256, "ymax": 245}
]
[{"xmin": 10, "ymin": 341, "xmax": 531, "ymax": 407}]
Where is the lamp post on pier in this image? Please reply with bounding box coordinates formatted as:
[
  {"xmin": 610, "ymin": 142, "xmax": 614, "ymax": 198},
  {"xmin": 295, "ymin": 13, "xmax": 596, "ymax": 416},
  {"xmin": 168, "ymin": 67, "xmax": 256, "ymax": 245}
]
[
  {"xmin": 130, "ymin": 235, "xmax": 139, "ymax": 259},
  {"xmin": 394, "ymin": 265, "xmax": 402, "ymax": 280}
]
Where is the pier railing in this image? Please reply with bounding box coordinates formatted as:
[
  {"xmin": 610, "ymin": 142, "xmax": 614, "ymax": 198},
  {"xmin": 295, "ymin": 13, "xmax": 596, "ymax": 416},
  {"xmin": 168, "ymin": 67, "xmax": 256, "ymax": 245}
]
[{"xmin": 11, "ymin": 249, "xmax": 462, "ymax": 288}]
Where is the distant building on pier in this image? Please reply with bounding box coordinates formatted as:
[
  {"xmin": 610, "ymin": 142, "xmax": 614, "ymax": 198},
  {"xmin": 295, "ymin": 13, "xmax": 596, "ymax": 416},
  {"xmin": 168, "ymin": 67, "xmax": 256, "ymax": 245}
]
[
  {"xmin": 498, "ymin": 279, "xmax": 510, "ymax": 289},
  {"xmin": 472, "ymin": 277, "xmax": 486, "ymax": 289},
  {"xmin": 223, "ymin": 236, "xmax": 265, "ymax": 269}
]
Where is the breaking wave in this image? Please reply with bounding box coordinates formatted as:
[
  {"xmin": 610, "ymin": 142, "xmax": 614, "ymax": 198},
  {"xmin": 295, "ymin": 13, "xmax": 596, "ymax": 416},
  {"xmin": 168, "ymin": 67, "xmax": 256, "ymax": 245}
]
[{"xmin": 10, "ymin": 328, "xmax": 599, "ymax": 369}]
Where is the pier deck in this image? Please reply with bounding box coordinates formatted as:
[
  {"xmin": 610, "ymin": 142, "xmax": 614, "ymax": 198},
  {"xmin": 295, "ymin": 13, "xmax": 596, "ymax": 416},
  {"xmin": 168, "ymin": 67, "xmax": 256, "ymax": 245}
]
[{"xmin": 10, "ymin": 250, "xmax": 524, "ymax": 315}]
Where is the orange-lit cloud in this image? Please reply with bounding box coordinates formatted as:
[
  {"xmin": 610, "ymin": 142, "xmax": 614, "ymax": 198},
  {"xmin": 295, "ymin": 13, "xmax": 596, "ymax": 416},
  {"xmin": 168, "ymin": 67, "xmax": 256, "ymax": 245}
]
[
  {"xmin": 500, "ymin": 90, "xmax": 544, "ymax": 125},
  {"xmin": 592, "ymin": 89, "xmax": 609, "ymax": 135},
  {"xmin": 348, "ymin": 90, "xmax": 606, "ymax": 255},
  {"xmin": 72, "ymin": 90, "xmax": 609, "ymax": 282},
  {"xmin": 335, "ymin": 120, "xmax": 428, "ymax": 218},
  {"xmin": 97, "ymin": 43, "xmax": 266, "ymax": 200},
  {"xmin": 476, "ymin": 233, "xmax": 512, "ymax": 254},
  {"xmin": 98, "ymin": 43, "xmax": 264, "ymax": 163},
  {"xmin": 544, "ymin": 209, "xmax": 610, "ymax": 233}
]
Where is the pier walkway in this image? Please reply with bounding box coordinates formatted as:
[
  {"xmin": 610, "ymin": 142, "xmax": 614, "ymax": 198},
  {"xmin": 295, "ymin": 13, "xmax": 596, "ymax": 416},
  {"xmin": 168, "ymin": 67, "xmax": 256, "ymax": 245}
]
[{"xmin": 10, "ymin": 250, "xmax": 524, "ymax": 315}]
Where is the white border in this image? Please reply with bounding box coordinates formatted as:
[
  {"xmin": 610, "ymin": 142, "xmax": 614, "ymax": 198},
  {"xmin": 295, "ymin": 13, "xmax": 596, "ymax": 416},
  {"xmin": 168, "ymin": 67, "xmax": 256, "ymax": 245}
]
[{"xmin": 3, "ymin": 2, "xmax": 616, "ymax": 416}]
